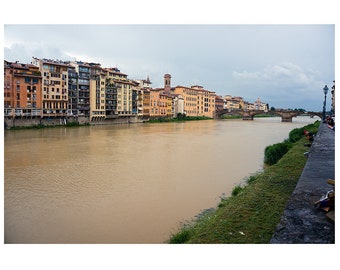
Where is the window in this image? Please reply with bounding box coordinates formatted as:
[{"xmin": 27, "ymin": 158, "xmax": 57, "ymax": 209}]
[{"xmin": 51, "ymin": 73, "xmax": 59, "ymax": 78}]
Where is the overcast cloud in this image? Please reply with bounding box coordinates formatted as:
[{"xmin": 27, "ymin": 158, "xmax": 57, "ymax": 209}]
[{"xmin": 4, "ymin": 24, "xmax": 335, "ymax": 111}]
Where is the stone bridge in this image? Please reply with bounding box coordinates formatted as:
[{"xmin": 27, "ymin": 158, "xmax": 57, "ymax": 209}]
[{"xmin": 215, "ymin": 109, "xmax": 322, "ymax": 122}]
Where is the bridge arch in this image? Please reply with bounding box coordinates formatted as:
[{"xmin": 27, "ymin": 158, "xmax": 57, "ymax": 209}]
[
  {"xmin": 215, "ymin": 109, "xmax": 244, "ymax": 119},
  {"xmin": 215, "ymin": 109, "xmax": 322, "ymax": 122}
]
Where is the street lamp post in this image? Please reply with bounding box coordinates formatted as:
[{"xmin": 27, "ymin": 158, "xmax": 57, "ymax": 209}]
[{"xmin": 322, "ymin": 85, "xmax": 329, "ymax": 122}]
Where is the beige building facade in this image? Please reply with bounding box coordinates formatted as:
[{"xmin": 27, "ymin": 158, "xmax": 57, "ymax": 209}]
[
  {"xmin": 172, "ymin": 94, "xmax": 184, "ymax": 117},
  {"xmin": 254, "ymin": 97, "xmax": 268, "ymax": 112},
  {"xmin": 31, "ymin": 57, "xmax": 69, "ymax": 117},
  {"xmin": 223, "ymin": 95, "xmax": 245, "ymax": 111},
  {"xmin": 89, "ymin": 64, "xmax": 106, "ymax": 120},
  {"xmin": 102, "ymin": 67, "xmax": 137, "ymax": 116}
]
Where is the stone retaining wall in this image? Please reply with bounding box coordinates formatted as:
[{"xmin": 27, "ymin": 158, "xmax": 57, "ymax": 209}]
[
  {"xmin": 4, "ymin": 116, "xmax": 143, "ymax": 128},
  {"xmin": 270, "ymin": 123, "xmax": 335, "ymax": 243}
]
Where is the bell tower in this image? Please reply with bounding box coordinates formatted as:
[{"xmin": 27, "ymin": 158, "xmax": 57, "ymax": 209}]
[{"xmin": 164, "ymin": 74, "xmax": 171, "ymax": 94}]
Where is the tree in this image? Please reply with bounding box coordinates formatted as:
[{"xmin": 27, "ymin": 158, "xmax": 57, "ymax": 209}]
[{"xmin": 177, "ymin": 113, "xmax": 186, "ymax": 119}]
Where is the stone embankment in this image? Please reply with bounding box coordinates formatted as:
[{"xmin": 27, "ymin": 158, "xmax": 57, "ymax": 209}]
[
  {"xmin": 270, "ymin": 122, "xmax": 335, "ymax": 243},
  {"xmin": 4, "ymin": 116, "xmax": 144, "ymax": 128}
]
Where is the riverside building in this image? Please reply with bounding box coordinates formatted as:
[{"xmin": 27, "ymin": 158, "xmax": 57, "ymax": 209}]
[
  {"xmin": 134, "ymin": 76, "xmax": 152, "ymax": 118},
  {"xmin": 70, "ymin": 61, "xmax": 91, "ymax": 117},
  {"xmin": 172, "ymin": 85, "xmax": 216, "ymax": 118},
  {"xmin": 149, "ymin": 74, "xmax": 184, "ymax": 119},
  {"xmin": 254, "ymin": 97, "xmax": 268, "ymax": 112},
  {"xmin": 89, "ymin": 62, "xmax": 106, "ymax": 121},
  {"xmin": 31, "ymin": 57, "xmax": 69, "ymax": 118},
  {"xmin": 4, "ymin": 60, "xmax": 43, "ymax": 118},
  {"xmin": 102, "ymin": 67, "xmax": 139, "ymax": 117},
  {"xmin": 4, "ymin": 58, "xmax": 270, "ymax": 127},
  {"xmin": 223, "ymin": 95, "xmax": 245, "ymax": 111}
]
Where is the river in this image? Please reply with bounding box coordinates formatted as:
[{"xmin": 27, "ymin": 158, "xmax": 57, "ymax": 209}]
[{"xmin": 4, "ymin": 116, "xmax": 317, "ymax": 243}]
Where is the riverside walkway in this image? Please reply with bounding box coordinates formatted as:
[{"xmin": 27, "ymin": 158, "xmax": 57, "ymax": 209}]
[{"xmin": 270, "ymin": 122, "xmax": 335, "ymax": 243}]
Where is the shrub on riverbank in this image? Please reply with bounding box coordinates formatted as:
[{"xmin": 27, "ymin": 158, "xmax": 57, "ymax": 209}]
[
  {"xmin": 220, "ymin": 115, "xmax": 242, "ymax": 119},
  {"xmin": 8, "ymin": 122, "xmax": 90, "ymax": 130},
  {"xmin": 231, "ymin": 185, "xmax": 244, "ymax": 196},
  {"xmin": 167, "ymin": 121, "xmax": 320, "ymax": 244},
  {"xmin": 264, "ymin": 120, "xmax": 320, "ymax": 165},
  {"xmin": 147, "ymin": 116, "xmax": 212, "ymax": 123},
  {"xmin": 264, "ymin": 140, "xmax": 291, "ymax": 165}
]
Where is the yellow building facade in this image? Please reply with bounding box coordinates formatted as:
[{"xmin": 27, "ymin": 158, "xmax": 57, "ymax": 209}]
[
  {"xmin": 89, "ymin": 66, "xmax": 106, "ymax": 120},
  {"xmin": 160, "ymin": 93, "xmax": 173, "ymax": 118},
  {"xmin": 173, "ymin": 85, "xmax": 215, "ymax": 118},
  {"xmin": 142, "ymin": 89, "xmax": 150, "ymax": 118}
]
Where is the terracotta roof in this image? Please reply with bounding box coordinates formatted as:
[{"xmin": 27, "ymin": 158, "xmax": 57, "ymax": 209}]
[
  {"xmin": 38, "ymin": 58, "xmax": 70, "ymax": 67},
  {"xmin": 104, "ymin": 67, "xmax": 127, "ymax": 76}
]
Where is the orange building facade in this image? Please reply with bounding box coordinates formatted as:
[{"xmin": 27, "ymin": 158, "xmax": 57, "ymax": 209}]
[
  {"xmin": 4, "ymin": 60, "xmax": 43, "ymax": 118},
  {"xmin": 149, "ymin": 88, "xmax": 162, "ymax": 118},
  {"xmin": 142, "ymin": 89, "xmax": 150, "ymax": 118}
]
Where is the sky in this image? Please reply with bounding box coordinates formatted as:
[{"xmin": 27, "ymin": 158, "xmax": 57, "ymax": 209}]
[{"xmin": 3, "ymin": 24, "xmax": 335, "ymax": 112}]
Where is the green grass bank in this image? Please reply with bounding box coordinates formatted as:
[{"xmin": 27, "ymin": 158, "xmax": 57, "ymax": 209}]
[
  {"xmin": 167, "ymin": 121, "xmax": 320, "ymax": 244},
  {"xmin": 147, "ymin": 115, "xmax": 212, "ymax": 123},
  {"xmin": 8, "ymin": 122, "xmax": 90, "ymax": 130}
]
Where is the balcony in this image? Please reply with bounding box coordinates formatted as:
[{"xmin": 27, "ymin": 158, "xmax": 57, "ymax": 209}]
[
  {"xmin": 105, "ymin": 114, "xmax": 118, "ymax": 119},
  {"xmin": 4, "ymin": 108, "xmax": 14, "ymax": 117},
  {"xmin": 31, "ymin": 109, "xmax": 42, "ymax": 116},
  {"xmin": 15, "ymin": 109, "xmax": 23, "ymax": 116},
  {"xmin": 42, "ymin": 110, "xmax": 68, "ymax": 117}
]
